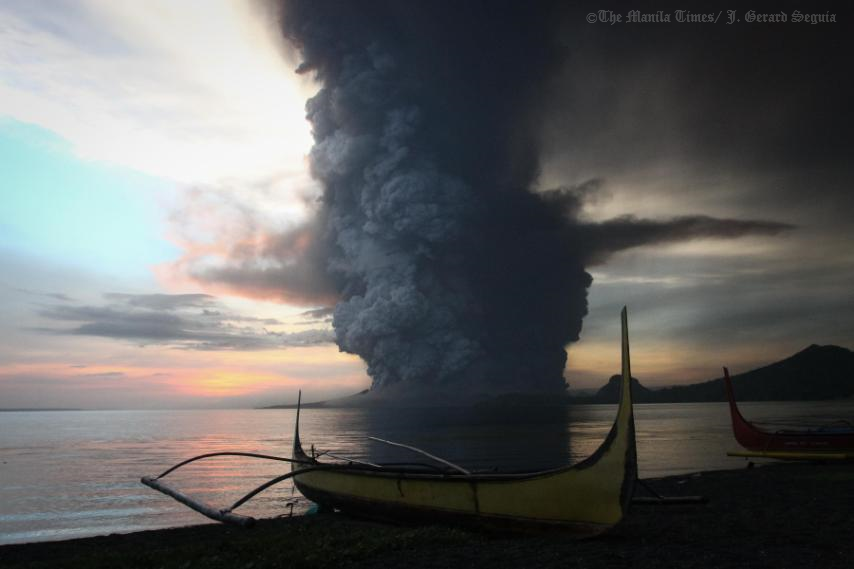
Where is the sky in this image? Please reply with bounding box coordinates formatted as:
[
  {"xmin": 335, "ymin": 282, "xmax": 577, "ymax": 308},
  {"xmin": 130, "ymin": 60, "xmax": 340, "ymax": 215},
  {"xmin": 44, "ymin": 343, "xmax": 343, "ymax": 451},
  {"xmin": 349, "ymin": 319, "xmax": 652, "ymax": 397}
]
[
  {"xmin": 1, "ymin": 1, "xmax": 852, "ymax": 408},
  {"xmin": 0, "ymin": 0, "xmax": 365, "ymax": 408}
]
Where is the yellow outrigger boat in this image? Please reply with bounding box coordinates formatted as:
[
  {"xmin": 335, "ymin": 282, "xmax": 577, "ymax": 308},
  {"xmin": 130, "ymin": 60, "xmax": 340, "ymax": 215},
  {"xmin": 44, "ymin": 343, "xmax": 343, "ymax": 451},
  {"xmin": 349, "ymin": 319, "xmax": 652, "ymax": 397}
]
[
  {"xmin": 290, "ymin": 307, "xmax": 638, "ymax": 535},
  {"xmin": 143, "ymin": 308, "xmax": 638, "ymax": 536}
]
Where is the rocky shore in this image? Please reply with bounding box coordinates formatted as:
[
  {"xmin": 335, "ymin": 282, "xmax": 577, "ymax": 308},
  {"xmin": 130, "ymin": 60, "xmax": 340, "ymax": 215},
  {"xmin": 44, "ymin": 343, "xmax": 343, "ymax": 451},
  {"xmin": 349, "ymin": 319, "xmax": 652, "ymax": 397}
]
[{"xmin": 2, "ymin": 462, "xmax": 852, "ymax": 568}]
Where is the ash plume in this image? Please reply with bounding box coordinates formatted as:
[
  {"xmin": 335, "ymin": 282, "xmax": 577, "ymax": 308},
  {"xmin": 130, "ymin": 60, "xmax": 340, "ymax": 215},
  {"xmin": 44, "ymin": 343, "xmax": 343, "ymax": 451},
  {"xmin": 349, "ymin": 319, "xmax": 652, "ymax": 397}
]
[
  {"xmin": 250, "ymin": 0, "xmax": 795, "ymax": 397},
  {"xmin": 275, "ymin": 0, "xmax": 582, "ymax": 395}
]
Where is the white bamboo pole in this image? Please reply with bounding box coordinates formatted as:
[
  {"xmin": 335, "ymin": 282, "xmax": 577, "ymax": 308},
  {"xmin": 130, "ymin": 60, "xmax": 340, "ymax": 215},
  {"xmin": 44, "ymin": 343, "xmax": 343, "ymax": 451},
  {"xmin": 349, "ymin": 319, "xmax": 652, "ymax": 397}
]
[
  {"xmin": 368, "ymin": 436, "xmax": 470, "ymax": 475},
  {"xmin": 141, "ymin": 476, "xmax": 256, "ymax": 527}
]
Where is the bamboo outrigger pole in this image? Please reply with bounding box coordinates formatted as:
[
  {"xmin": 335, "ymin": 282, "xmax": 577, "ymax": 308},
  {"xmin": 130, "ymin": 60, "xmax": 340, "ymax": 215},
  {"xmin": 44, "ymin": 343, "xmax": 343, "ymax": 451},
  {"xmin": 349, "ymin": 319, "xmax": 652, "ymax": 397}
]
[
  {"xmin": 141, "ymin": 476, "xmax": 257, "ymax": 527},
  {"xmin": 140, "ymin": 392, "xmax": 322, "ymax": 528},
  {"xmin": 368, "ymin": 436, "xmax": 471, "ymax": 474},
  {"xmin": 141, "ymin": 450, "xmax": 313, "ymax": 527}
]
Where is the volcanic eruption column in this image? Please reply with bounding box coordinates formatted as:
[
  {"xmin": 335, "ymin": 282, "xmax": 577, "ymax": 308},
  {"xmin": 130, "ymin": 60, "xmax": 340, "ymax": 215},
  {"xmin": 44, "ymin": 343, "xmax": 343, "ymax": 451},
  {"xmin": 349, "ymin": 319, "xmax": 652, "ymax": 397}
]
[{"xmin": 279, "ymin": 0, "xmax": 591, "ymax": 395}]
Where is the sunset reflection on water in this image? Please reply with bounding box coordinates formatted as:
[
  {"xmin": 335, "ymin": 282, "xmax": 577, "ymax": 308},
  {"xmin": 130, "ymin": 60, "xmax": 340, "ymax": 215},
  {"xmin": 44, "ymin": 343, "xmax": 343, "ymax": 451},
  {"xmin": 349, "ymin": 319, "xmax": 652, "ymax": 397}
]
[{"xmin": 3, "ymin": 400, "xmax": 854, "ymax": 544}]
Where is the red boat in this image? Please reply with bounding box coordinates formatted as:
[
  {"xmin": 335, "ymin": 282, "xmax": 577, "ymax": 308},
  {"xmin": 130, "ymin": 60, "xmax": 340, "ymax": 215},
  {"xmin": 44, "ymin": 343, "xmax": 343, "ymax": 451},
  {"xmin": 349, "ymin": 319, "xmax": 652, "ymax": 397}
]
[{"xmin": 723, "ymin": 367, "xmax": 854, "ymax": 453}]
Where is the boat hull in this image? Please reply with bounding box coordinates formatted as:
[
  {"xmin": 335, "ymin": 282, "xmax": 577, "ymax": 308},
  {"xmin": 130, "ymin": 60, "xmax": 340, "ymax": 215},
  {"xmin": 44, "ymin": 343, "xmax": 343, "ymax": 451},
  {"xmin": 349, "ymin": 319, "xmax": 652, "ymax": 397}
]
[
  {"xmin": 295, "ymin": 476, "xmax": 613, "ymax": 535},
  {"xmin": 294, "ymin": 427, "xmax": 634, "ymax": 535},
  {"xmin": 724, "ymin": 368, "xmax": 854, "ymax": 452},
  {"xmin": 292, "ymin": 308, "xmax": 638, "ymax": 535}
]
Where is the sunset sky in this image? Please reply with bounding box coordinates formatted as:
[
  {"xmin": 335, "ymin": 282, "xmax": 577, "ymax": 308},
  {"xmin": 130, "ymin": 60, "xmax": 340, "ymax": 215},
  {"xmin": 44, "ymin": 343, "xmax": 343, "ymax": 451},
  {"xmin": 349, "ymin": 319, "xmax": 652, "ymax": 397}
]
[{"xmin": 1, "ymin": 1, "xmax": 852, "ymax": 408}]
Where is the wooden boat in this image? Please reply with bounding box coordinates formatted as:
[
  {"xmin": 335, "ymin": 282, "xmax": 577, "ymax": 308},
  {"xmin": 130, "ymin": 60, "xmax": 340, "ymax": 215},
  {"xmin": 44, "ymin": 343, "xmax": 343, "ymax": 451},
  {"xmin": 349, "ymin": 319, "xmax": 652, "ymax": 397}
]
[
  {"xmin": 290, "ymin": 307, "xmax": 638, "ymax": 535},
  {"xmin": 723, "ymin": 367, "xmax": 854, "ymax": 454},
  {"xmin": 142, "ymin": 308, "xmax": 642, "ymax": 533}
]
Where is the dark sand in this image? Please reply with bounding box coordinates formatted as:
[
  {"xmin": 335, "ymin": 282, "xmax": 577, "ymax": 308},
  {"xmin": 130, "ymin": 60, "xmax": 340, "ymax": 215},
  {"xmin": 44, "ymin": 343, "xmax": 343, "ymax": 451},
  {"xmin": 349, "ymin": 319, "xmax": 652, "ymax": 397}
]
[{"xmin": 2, "ymin": 462, "xmax": 853, "ymax": 568}]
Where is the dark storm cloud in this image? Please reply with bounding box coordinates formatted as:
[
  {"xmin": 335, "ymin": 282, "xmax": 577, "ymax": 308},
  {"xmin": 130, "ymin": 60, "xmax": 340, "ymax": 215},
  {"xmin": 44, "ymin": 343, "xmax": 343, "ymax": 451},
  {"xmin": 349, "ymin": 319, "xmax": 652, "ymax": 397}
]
[
  {"xmin": 102, "ymin": 293, "xmax": 213, "ymax": 310},
  {"xmin": 10, "ymin": 285, "xmax": 75, "ymax": 302},
  {"xmin": 300, "ymin": 306, "xmax": 334, "ymax": 320},
  {"xmin": 541, "ymin": 2, "xmax": 854, "ymax": 204},
  {"xmin": 538, "ymin": 179, "xmax": 607, "ymax": 219},
  {"xmin": 575, "ymin": 250, "xmax": 854, "ymax": 385},
  {"xmin": 535, "ymin": 0, "xmax": 854, "ymax": 376},
  {"xmin": 605, "ymin": 265, "xmax": 854, "ymax": 369},
  {"xmin": 35, "ymin": 293, "xmax": 333, "ymax": 351}
]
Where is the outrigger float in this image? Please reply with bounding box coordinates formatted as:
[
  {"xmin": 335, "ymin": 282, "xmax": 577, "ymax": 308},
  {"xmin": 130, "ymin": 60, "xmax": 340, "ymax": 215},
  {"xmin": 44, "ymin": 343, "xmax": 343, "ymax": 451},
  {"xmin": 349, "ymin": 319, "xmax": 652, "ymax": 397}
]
[
  {"xmin": 723, "ymin": 367, "xmax": 854, "ymax": 461},
  {"xmin": 142, "ymin": 308, "xmax": 700, "ymax": 535}
]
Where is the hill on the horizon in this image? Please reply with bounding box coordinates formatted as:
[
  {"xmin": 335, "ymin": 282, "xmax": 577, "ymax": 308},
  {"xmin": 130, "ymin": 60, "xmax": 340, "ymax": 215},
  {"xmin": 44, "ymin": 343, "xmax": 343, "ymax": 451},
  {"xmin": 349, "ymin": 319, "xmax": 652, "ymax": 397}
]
[
  {"xmin": 579, "ymin": 344, "xmax": 854, "ymax": 404},
  {"xmin": 263, "ymin": 345, "xmax": 854, "ymax": 408},
  {"xmin": 577, "ymin": 376, "xmax": 658, "ymax": 404}
]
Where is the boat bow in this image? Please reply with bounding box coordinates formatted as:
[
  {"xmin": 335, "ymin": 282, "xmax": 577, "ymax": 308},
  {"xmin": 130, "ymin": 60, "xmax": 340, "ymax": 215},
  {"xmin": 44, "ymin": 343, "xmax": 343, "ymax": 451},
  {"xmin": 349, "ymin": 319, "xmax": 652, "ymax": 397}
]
[
  {"xmin": 724, "ymin": 366, "xmax": 854, "ymax": 454},
  {"xmin": 290, "ymin": 308, "xmax": 638, "ymax": 535}
]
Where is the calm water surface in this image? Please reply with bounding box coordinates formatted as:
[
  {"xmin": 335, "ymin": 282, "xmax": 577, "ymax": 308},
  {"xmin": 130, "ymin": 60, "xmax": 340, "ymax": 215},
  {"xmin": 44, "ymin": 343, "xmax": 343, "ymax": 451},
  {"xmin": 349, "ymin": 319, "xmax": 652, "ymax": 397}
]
[{"xmin": 2, "ymin": 401, "xmax": 853, "ymax": 545}]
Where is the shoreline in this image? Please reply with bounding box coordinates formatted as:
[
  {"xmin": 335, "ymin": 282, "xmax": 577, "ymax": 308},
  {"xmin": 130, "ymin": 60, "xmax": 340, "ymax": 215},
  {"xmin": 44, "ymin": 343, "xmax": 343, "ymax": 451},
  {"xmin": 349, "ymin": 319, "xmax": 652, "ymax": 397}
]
[{"xmin": 2, "ymin": 461, "xmax": 853, "ymax": 568}]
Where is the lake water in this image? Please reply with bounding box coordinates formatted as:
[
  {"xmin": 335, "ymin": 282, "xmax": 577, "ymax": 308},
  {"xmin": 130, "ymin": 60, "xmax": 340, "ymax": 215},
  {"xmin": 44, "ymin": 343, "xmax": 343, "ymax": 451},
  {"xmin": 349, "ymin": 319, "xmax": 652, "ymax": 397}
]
[{"xmin": 2, "ymin": 400, "xmax": 854, "ymax": 545}]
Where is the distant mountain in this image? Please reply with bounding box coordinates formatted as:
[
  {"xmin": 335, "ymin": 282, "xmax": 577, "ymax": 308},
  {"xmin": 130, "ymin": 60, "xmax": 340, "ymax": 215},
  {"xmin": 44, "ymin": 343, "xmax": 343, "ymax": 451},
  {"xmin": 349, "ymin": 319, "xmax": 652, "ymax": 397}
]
[
  {"xmin": 262, "ymin": 345, "xmax": 854, "ymax": 408},
  {"xmin": 569, "ymin": 376, "xmax": 657, "ymax": 404},
  {"xmin": 0, "ymin": 408, "xmax": 82, "ymax": 412},
  {"xmin": 262, "ymin": 389, "xmax": 370, "ymax": 409},
  {"xmin": 577, "ymin": 344, "xmax": 854, "ymax": 404},
  {"xmin": 653, "ymin": 344, "xmax": 854, "ymax": 403}
]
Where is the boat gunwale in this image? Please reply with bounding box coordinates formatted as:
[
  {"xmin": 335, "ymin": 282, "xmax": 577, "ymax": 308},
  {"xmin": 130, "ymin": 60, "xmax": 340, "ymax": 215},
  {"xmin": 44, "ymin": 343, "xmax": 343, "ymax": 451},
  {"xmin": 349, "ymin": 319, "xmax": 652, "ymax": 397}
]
[{"xmin": 291, "ymin": 402, "xmax": 628, "ymax": 482}]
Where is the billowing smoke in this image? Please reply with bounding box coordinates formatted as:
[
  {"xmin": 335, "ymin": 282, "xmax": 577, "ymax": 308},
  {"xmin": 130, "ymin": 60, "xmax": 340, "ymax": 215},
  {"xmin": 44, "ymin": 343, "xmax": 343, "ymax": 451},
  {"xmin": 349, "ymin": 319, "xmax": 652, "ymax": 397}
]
[
  {"xmin": 221, "ymin": 0, "xmax": 793, "ymax": 397},
  {"xmin": 274, "ymin": 0, "xmax": 587, "ymax": 395}
]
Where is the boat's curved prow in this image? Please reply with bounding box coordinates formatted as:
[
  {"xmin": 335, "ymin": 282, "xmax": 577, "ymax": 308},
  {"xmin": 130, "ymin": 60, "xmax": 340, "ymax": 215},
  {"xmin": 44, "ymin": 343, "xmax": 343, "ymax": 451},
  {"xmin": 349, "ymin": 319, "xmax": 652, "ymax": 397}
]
[
  {"xmin": 616, "ymin": 306, "xmax": 638, "ymax": 511},
  {"xmin": 723, "ymin": 366, "xmax": 854, "ymax": 454},
  {"xmin": 293, "ymin": 390, "xmax": 307, "ymax": 462},
  {"xmin": 289, "ymin": 308, "xmax": 638, "ymax": 534},
  {"xmin": 723, "ymin": 367, "xmax": 766, "ymax": 449},
  {"xmin": 723, "ymin": 367, "xmax": 744, "ymax": 425}
]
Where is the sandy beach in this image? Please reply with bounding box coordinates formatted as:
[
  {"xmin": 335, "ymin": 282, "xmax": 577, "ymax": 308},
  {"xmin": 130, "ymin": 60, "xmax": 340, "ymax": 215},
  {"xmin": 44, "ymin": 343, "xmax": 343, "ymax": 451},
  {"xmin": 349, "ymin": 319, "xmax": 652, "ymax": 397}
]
[{"xmin": 2, "ymin": 461, "xmax": 852, "ymax": 568}]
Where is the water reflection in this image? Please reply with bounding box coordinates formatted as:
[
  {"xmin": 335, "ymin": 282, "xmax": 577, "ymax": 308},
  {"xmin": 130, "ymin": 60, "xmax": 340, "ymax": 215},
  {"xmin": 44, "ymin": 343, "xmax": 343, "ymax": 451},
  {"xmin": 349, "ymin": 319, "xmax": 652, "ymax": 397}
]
[
  {"xmin": 310, "ymin": 405, "xmax": 574, "ymax": 473},
  {"xmin": 6, "ymin": 400, "xmax": 854, "ymax": 544}
]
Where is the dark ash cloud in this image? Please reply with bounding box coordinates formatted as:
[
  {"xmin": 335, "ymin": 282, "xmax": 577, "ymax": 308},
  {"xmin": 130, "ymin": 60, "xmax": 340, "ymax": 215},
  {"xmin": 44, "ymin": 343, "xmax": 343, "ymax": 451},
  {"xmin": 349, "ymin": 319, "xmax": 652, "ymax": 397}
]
[
  {"xmin": 579, "ymin": 215, "xmax": 795, "ymax": 265},
  {"xmin": 270, "ymin": 0, "xmax": 585, "ymax": 394},
  {"xmin": 533, "ymin": 0, "xmax": 854, "ymax": 378},
  {"xmin": 255, "ymin": 0, "xmax": 795, "ymax": 396},
  {"xmin": 540, "ymin": 2, "xmax": 854, "ymax": 212},
  {"xmin": 182, "ymin": 219, "xmax": 340, "ymax": 306},
  {"xmin": 585, "ymin": 255, "xmax": 854, "ymax": 367},
  {"xmin": 164, "ymin": 185, "xmax": 339, "ymax": 306}
]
